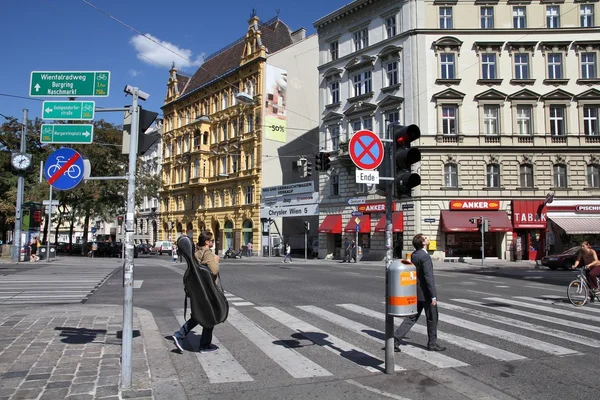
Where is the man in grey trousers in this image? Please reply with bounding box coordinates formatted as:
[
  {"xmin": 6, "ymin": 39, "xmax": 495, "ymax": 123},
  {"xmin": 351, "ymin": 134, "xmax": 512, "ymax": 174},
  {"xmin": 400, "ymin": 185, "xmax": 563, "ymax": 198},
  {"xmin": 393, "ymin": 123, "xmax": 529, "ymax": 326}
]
[{"xmin": 394, "ymin": 234, "xmax": 446, "ymax": 352}]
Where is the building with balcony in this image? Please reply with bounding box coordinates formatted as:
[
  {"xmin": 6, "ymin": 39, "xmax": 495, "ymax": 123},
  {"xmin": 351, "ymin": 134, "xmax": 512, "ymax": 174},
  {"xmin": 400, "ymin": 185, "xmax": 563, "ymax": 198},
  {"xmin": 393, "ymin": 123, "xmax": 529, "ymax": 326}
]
[
  {"xmin": 159, "ymin": 14, "xmax": 318, "ymax": 255},
  {"xmin": 314, "ymin": 0, "xmax": 600, "ymax": 261}
]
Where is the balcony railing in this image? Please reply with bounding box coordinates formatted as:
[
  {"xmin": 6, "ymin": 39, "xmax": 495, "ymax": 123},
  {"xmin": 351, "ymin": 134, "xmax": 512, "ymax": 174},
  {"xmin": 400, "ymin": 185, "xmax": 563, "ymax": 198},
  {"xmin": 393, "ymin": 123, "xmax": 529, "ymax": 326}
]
[{"xmin": 427, "ymin": 133, "xmax": 600, "ymax": 147}]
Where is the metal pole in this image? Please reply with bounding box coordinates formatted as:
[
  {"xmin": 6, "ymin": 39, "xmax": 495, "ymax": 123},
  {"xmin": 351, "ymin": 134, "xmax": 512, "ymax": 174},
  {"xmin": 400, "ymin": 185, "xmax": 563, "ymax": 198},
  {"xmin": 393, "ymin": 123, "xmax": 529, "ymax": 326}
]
[
  {"xmin": 481, "ymin": 216, "xmax": 485, "ymax": 267},
  {"xmin": 121, "ymin": 89, "xmax": 140, "ymax": 389},
  {"xmin": 383, "ymin": 138, "xmax": 395, "ymax": 375},
  {"xmin": 355, "ymin": 226, "xmax": 359, "ymax": 263},
  {"xmin": 12, "ymin": 109, "xmax": 28, "ymax": 263},
  {"xmin": 47, "ymin": 187, "xmax": 52, "ymax": 263},
  {"xmin": 304, "ymin": 229, "xmax": 307, "ymax": 262}
]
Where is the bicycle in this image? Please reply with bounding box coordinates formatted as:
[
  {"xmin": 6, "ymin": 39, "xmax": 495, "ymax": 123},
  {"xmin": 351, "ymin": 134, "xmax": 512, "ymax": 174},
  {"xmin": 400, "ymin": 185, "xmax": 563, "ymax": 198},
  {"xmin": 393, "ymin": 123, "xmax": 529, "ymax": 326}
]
[
  {"xmin": 46, "ymin": 156, "xmax": 81, "ymax": 179},
  {"xmin": 567, "ymin": 267, "xmax": 600, "ymax": 306}
]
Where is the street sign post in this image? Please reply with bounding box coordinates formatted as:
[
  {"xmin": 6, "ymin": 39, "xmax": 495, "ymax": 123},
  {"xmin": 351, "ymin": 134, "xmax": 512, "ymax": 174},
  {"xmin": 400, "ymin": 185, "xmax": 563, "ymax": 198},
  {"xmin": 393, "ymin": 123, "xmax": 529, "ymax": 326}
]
[
  {"xmin": 42, "ymin": 101, "xmax": 95, "ymax": 120},
  {"xmin": 41, "ymin": 124, "xmax": 94, "ymax": 144},
  {"xmin": 30, "ymin": 71, "xmax": 110, "ymax": 97},
  {"xmin": 348, "ymin": 198, "xmax": 367, "ymax": 206},
  {"xmin": 356, "ymin": 169, "xmax": 380, "ymax": 184},
  {"xmin": 44, "ymin": 148, "xmax": 86, "ymax": 190},
  {"xmin": 349, "ymin": 130, "xmax": 384, "ymax": 170}
]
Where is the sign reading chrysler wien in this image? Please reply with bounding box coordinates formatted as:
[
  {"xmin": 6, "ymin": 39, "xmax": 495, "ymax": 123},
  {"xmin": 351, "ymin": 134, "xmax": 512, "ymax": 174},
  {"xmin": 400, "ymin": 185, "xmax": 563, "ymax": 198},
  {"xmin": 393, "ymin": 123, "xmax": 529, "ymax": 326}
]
[{"xmin": 450, "ymin": 200, "xmax": 500, "ymax": 210}]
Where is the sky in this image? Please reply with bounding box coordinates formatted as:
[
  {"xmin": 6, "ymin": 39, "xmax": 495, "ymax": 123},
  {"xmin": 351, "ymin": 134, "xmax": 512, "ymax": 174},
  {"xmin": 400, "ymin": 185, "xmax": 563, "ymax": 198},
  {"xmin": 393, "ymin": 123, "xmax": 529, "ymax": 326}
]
[{"xmin": 0, "ymin": 0, "xmax": 352, "ymax": 126}]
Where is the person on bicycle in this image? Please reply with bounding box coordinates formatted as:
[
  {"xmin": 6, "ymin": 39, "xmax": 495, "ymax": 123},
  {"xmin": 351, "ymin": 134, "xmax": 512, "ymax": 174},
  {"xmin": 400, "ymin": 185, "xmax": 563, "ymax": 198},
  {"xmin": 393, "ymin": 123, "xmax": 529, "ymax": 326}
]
[{"xmin": 572, "ymin": 241, "xmax": 600, "ymax": 295}]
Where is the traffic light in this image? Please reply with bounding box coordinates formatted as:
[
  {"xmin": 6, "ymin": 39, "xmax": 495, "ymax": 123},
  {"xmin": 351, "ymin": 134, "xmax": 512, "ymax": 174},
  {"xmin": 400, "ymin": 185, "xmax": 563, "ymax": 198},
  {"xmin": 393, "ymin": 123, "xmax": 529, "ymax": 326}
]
[
  {"xmin": 32, "ymin": 210, "xmax": 42, "ymax": 228},
  {"xmin": 315, "ymin": 153, "xmax": 322, "ymax": 171},
  {"xmin": 483, "ymin": 219, "xmax": 490, "ymax": 233},
  {"xmin": 117, "ymin": 215, "xmax": 124, "ymax": 226},
  {"xmin": 306, "ymin": 161, "xmax": 312, "ymax": 177},
  {"xmin": 314, "ymin": 152, "xmax": 331, "ymax": 172},
  {"xmin": 391, "ymin": 123, "xmax": 421, "ymax": 199},
  {"xmin": 304, "ymin": 221, "xmax": 310, "ymax": 231},
  {"xmin": 299, "ymin": 158, "xmax": 313, "ymax": 178},
  {"xmin": 469, "ymin": 217, "xmax": 485, "ymax": 232},
  {"xmin": 322, "ymin": 152, "xmax": 331, "ymax": 171},
  {"xmin": 122, "ymin": 106, "xmax": 159, "ymax": 155}
]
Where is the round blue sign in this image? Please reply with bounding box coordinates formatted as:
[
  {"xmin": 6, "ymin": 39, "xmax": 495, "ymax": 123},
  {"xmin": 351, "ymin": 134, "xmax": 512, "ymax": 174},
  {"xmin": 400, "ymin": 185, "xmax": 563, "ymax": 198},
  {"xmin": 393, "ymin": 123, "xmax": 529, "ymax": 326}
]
[
  {"xmin": 91, "ymin": 227, "xmax": 97, "ymax": 234},
  {"xmin": 45, "ymin": 148, "xmax": 85, "ymax": 191}
]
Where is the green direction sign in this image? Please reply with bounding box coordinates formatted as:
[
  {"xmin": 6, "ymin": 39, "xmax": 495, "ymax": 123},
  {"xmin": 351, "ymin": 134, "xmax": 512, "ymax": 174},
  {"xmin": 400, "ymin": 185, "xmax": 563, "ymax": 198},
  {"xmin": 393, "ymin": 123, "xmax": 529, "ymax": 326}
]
[
  {"xmin": 41, "ymin": 124, "xmax": 94, "ymax": 144},
  {"xmin": 42, "ymin": 101, "xmax": 95, "ymax": 120},
  {"xmin": 30, "ymin": 71, "xmax": 110, "ymax": 97}
]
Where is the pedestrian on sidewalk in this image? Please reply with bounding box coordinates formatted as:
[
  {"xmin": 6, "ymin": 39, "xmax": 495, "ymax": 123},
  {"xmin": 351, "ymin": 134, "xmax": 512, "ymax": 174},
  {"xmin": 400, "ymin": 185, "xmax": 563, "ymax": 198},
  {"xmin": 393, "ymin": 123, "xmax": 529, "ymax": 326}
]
[
  {"xmin": 282, "ymin": 243, "xmax": 292, "ymax": 263},
  {"xmin": 247, "ymin": 241, "xmax": 253, "ymax": 257},
  {"xmin": 172, "ymin": 230, "xmax": 221, "ymax": 353},
  {"xmin": 342, "ymin": 237, "xmax": 351, "ymax": 262},
  {"xmin": 29, "ymin": 236, "xmax": 40, "ymax": 262},
  {"xmin": 394, "ymin": 234, "xmax": 446, "ymax": 352},
  {"xmin": 172, "ymin": 245, "xmax": 178, "ymax": 263}
]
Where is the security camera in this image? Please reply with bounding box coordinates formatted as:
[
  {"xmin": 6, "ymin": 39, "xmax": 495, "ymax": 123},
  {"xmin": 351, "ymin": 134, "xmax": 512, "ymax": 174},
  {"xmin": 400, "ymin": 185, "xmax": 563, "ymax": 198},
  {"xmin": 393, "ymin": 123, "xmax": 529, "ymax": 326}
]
[{"xmin": 123, "ymin": 85, "xmax": 150, "ymax": 101}]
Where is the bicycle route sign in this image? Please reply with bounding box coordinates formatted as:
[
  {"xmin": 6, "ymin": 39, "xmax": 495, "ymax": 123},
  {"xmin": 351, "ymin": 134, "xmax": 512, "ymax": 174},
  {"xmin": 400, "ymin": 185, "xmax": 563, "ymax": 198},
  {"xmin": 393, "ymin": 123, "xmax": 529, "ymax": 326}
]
[
  {"xmin": 44, "ymin": 148, "xmax": 86, "ymax": 191},
  {"xmin": 349, "ymin": 129, "xmax": 384, "ymax": 170},
  {"xmin": 29, "ymin": 71, "xmax": 110, "ymax": 97},
  {"xmin": 41, "ymin": 124, "xmax": 94, "ymax": 144}
]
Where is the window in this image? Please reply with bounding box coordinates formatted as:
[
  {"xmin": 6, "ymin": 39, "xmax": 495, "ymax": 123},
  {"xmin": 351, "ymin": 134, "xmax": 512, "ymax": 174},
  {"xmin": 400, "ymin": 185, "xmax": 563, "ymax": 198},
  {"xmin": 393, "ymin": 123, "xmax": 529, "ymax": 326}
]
[
  {"xmin": 513, "ymin": 6, "xmax": 527, "ymax": 29},
  {"xmin": 440, "ymin": 7, "xmax": 453, "ymax": 29},
  {"xmin": 547, "ymin": 53, "xmax": 563, "ymax": 79},
  {"xmin": 549, "ymin": 106, "xmax": 566, "ymax": 135},
  {"xmin": 330, "ymin": 174, "xmax": 340, "ymax": 196},
  {"xmin": 487, "ymin": 164, "xmax": 500, "ymax": 188},
  {"xmin": 387, "ymin": 110, "xmax": 399, "ymax": 124},
  {"xmin": 581, "ymin": 52, "xmax": 597, "ymax": 79},
  {"xmin": 330, "ymin": 41, "xmax": 339, "ymax": 61},
  {"xmin": 442, "ymin": 106, "xmax": 457, "ymax": 134},
  {"xmin": 220, "ymin": 191, "xmax": 225, "ymax": 207},
  {"xmin": 516, "ymin": 105, "xmax": 533, "ymax": 135},
  {"xmin": 353, "ymin": 28, "xmax": 369, "ymax": 51},
  {"xmin": 553, "ymin": 164, "xmax": 568, "ymax": 188},
  {"xmin": 247, "ymin": 113, "xmax": 254, "ymax": 132},
  {"xmin": 588, "ymin": 164, "xmax": 600, "ymax": 188},
  {"xmin": 482, "ymin": 54, "xmax": 497, "ymax": 80},
  {"xmin": 440, "ymin": 53, "xmax": 455, "ymax": 79},
  {"xmin": 232, "ymin": 155, "xmax": 239, "ymax": 173},
  {"xmin": 520, "ymin": 164, "xmax": 534, "ymax": 188},
  {"xmin": 212, "ymin": 128, "xmax": 217, "ymax": 144},
  {"xmin": 481, "ymin": 7, "xmax": 494, "ymax": 29},
  {"xmin": 514, "ymin": 53, "xmax": 530, "ymax": 80},
  {"xmin": 330, "ymin": 81, "xmax": 340, "ymax": 104},
  {"xmin": 352, "ymin": 71, "xmax": 372, "ymax": 96},
  {"xmin": 444, "ymin": 163, "xmax": 458, "ymax": 187},
  {"xmin": 581, "ymin": 4, "xmax": 594, "ymax": 27},
  {"xmin": 547, "ymin": 6, "xmax": 560, "ymax": 28},
  {"xmin": 483, "ymin": 105, "xmax": 499, "ymax": 134},
  {"xmin": 329, "ymin": 126, "xmax": 340, "ymax": 150},
  {"xmin": 194, "ymin": 159, "xmax": 199, "ymax": 178},
  {"xmin": 386, "ymin": 16, "xmax": 397, "ymax": 38},
  {"xmin": 386, "ymin": 61, "xmax": 398, "ymax": 86},
  {"xmin": 222, "ymin": 93, "xmax": 229, "ymax": 109},
  {"xmin": 583, "ymin": 106, "xmax": 599, "ymax": 135},
  {"xmin": 245, "ymin": 186, "xmax": 254, "ymax": 204},
  {"xmin": 231, "ymin": 189, "xmax": 236, "ymax": 206}
]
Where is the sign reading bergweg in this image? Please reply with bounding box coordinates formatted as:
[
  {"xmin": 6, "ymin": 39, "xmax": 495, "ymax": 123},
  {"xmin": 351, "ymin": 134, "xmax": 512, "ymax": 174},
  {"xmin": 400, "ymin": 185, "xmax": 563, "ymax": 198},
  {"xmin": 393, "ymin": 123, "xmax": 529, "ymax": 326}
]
[{"xmin": 261, "ymin": 181, "xmax": 314, "ymax": 198}]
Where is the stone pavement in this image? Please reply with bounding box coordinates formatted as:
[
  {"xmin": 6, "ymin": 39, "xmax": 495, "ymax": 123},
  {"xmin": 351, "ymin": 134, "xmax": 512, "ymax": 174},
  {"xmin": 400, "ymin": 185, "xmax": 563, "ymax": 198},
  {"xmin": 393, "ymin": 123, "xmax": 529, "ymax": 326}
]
[{"xmin": 0, "ymin": 304, "xmax": 185, "ymax": 400}]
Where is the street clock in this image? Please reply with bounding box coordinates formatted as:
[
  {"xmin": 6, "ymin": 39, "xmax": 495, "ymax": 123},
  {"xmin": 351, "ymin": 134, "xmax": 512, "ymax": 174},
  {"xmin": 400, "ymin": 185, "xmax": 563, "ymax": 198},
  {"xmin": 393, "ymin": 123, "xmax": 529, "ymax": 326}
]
[{"xmin": 11, "ymin": 152, "xmax": 32, "ymax": 171}]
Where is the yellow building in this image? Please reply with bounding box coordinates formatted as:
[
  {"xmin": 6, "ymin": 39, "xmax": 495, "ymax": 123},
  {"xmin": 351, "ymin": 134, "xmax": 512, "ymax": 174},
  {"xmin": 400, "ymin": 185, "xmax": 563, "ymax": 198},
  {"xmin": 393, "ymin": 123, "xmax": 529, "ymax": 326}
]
[{"xmin": 159, "ymin": 15, "xmax": 299, "ymax": 255}]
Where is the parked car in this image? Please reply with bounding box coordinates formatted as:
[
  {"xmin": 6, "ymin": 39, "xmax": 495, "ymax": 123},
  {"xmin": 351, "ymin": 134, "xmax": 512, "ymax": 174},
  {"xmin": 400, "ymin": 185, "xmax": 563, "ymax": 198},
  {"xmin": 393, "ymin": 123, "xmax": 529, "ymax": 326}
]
[
  {"xmin": 152, "ymin": 241, "xmax": 173, "ymax": 255},
  {"xmin": 137, "ymin": 243, "xmax": 152, "ymax": 255},
  {"xmin": 541, "ymin": 246, "xmax": 600, "ymax": 270}
]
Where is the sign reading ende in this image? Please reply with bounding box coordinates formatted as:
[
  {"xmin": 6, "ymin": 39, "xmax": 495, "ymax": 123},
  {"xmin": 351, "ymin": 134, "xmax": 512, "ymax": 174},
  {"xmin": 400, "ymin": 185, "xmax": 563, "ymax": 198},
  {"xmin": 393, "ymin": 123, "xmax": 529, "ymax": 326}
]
[
  {"xmin": 450, "ymin": 199, "xmax": 500, "ymax": 210},
  {"xmin": 30, "ymin": 71, "xmax": 110, "ymax": 97}
]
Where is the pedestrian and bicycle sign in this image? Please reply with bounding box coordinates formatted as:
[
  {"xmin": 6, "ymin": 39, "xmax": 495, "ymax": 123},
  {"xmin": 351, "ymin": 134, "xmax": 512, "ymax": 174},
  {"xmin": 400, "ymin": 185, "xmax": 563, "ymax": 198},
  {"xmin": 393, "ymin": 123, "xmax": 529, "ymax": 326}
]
[
  {"xmin": 41, "ymin": 124, "xmax": 94, "ymax": 144},
  {"xmin": 349, "ymin": 130, "xmax": 384, "ymax": 170},
  {"xmin": 44, "ymin": 148, "xmax": 86, "ymax": 190},
  {"xmin": 30, "ymin": 71, "xmax": 110, "ymax": 97},
  {"xmin": 42, "ymin": 101, "xmax": 95, "ymax": 120}
]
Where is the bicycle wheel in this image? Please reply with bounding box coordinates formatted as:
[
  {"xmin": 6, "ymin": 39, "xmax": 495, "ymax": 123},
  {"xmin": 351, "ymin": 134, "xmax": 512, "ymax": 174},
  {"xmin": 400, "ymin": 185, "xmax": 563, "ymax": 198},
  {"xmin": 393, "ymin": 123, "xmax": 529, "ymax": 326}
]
[
  {"xmin": 67, "ymin": 165, "xmax": 82, "ymax": 179},
  {"xmin": 567, "ymin": 279, "xmax": 589, "ymax": 306}
]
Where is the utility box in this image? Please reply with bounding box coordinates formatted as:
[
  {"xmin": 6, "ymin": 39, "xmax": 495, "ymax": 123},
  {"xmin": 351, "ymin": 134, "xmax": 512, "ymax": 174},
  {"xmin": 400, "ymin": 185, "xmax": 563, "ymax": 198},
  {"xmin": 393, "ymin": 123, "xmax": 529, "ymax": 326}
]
[{"xmin": 387, "ymin": 259, "xmax": 418, "ymax": 317}]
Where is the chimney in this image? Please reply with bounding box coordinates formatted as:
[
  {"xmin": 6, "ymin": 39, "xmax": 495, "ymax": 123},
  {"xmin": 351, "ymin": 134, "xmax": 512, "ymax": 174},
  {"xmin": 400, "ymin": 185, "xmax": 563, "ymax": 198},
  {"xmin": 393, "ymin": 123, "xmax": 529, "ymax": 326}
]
[{"xmin": 291, "ymin": 28, "xmax": 306, "ymax": 43}]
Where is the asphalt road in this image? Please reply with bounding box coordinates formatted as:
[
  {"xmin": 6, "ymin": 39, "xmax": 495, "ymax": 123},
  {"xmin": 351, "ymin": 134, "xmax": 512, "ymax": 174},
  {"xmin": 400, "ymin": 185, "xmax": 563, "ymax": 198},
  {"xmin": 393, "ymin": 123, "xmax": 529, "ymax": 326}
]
[{"xmin": 82, "ymin": 255, "xmax": 600, "ymax": 400}]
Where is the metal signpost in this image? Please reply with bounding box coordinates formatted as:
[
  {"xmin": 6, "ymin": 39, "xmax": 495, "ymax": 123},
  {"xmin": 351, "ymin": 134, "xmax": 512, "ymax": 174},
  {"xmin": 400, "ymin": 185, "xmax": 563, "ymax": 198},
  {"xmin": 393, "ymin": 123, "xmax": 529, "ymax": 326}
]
[
  {"xmin": 355, "ymin": 218, "xmax": 360, "ymax": 263},
  {"xmin": 41, "ymin": 124, "xmax": 94, "ymax": 144},
  {"xmin": 30, "ymin": 71, "xmax": 110, "ymax": 97},
  {"xmin": 42, "ymin": 101, "xmax": 95, "ymax": 120}
]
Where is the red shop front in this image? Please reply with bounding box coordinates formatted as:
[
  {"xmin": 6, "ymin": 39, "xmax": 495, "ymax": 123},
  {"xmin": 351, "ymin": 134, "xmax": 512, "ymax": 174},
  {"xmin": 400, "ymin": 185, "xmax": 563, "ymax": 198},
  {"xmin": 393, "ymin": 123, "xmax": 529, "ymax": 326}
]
[{"xmin": 511, "ymin": 200, "xmax": 546, "ymax": 261}]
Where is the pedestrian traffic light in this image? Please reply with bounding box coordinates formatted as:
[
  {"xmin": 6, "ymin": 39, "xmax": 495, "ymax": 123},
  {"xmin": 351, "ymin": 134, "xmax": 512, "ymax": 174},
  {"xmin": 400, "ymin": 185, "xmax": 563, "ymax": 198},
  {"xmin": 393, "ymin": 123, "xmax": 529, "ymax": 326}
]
[
  {"xmin": 122, "ymin": 106, "xmax": 159, "ymax": 155},
  {"xmin": 391, "ymin": 123, "xmax": 421, "ymax": 199},
  {"xmin": 469, "ymin": 217, "xmax": 484, "ymax": 231},
  {"xmin": 304, "ymin": 221, "xmax": 310, "ymax": 231},
  {"xmin": 32, "ymin": 210, "xmax": 42, "ymax": 228},
  {"xmin": 322, "ymin": 152, "xmax": 331, "ymax": 171},
  {"xmin": 117, "ymin": 215, "xmax": 124, "ymax": 226}
]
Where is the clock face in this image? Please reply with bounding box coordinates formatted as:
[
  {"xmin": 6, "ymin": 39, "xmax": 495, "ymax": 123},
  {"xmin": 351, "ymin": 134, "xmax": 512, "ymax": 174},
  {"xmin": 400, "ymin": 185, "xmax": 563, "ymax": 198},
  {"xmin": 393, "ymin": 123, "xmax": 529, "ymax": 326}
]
[{"xmin": 12, "ymin": 154, "xmax": 31, "ymax": 170}]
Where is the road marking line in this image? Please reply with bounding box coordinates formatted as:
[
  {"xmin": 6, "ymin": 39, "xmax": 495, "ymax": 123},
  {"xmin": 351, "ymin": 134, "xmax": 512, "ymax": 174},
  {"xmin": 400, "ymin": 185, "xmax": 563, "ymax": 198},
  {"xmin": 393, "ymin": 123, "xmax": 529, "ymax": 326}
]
[
  {"xmin": 495, "ymin": 285, "xmax": 510, "ymax": 288},
  {"xmin": 345, "ymin": 379, "xmax": 413, "ymax": 400},
  {"xmin": 256, "ymin": 306, "xmax": 402, "ymax": 373},
  {"xmin": 133, "ymin": 280, "xmax": 143, "ymax": 289},
  {"xmin": 489, "ymin": 297, "xmax": 600, "ymax": 324},
  {"xmin": 232, "ymin": 302, "xmax": 254, "ymax": 306},
  {"xmin": 523, "ymin": 285, "xmax": 564, "ymax": 293},
  {"xmin": 227, "ymin": 308, "xmax": 332, "ymax": 378},
  {"xmin": 515, "ymin": 296, "xmax": 600, "ymax": 315}
]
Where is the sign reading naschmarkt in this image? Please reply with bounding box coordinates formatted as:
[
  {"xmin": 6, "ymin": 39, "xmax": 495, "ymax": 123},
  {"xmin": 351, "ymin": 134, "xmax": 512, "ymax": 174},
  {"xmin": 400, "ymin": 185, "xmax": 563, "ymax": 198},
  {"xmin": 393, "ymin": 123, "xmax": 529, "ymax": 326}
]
[
  {"xmin": 261, "ymin": 181, "xmax": 314, "ymax": 198},
  {"xmin": 29, "ymin": 71, "xmax": 110, "ymax": 97}
]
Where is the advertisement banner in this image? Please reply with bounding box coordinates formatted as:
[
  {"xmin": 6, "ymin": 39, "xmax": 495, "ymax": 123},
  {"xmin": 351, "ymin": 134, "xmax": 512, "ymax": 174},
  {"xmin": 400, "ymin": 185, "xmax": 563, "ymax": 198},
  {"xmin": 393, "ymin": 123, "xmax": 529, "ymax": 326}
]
[
  {"xmin": 264, "ymin": 64, "xmax": 287, "ymax": 143},
  {"xmin": 261, "ymin": 181, "xmax": 314, "ymax": 198}
]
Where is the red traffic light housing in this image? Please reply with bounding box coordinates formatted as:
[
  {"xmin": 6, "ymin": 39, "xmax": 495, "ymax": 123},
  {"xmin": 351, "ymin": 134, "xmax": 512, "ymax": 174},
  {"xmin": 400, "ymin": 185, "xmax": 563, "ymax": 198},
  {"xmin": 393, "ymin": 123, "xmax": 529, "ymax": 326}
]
[
  {"xmin": 117, "ymin": 215, "xmax": 124, "ymax": 226},
  {"xmin": 392, "ymin": 123, "xmax": 421, "ymax": 199}
]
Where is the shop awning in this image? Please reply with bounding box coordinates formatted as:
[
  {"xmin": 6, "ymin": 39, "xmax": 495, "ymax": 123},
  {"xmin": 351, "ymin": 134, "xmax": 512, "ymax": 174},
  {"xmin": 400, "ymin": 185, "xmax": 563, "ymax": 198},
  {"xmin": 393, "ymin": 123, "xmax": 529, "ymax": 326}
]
[
  {"xmin": 374, "ymin": 212, "xmax": 403, "ymax": 232},
  {"xmin": 548, "ymin": 217, "xmax": 600, "ymax": 234},
  {"xmin": 318, "ymin": 215, "xmax": 343, "ymax": 234},
  {"xmin": 344, "ymin": 214, "xmax": 371, "ymax": 233},
  {"xmin": 441, "ymin": 210, "xmax": 512, "ymax": 232}
]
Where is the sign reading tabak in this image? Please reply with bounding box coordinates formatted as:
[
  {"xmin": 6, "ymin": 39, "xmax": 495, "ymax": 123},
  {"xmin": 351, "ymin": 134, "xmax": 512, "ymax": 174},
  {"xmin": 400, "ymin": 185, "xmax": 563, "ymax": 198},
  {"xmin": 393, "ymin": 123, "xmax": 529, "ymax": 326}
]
[{"xmin": 450, "ymin": 200, "xmax": 500, "ymax": 211}]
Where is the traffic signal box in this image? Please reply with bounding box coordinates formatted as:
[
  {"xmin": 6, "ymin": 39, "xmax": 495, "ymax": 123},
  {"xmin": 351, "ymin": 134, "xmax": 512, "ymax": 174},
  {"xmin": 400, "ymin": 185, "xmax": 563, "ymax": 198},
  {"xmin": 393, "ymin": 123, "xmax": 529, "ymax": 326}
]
[
  {"xmin": 315, "ymin": 152, "xmax": 331, "ymax": 172},
  {"xmin": 469, "ymin": 217, "xmax": 490, "ymax": 232},
  {"xmin": 391, "ymin": 123, "xmax": 421, "ymax": 199}
]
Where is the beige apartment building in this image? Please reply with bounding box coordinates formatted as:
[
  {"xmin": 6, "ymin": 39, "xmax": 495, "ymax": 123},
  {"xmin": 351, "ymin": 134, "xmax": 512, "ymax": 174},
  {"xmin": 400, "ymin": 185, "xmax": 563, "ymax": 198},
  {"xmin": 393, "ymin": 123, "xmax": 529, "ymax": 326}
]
[{"xmin": 315, "ymin": 0, "xmax": 600, "ymax": 261}]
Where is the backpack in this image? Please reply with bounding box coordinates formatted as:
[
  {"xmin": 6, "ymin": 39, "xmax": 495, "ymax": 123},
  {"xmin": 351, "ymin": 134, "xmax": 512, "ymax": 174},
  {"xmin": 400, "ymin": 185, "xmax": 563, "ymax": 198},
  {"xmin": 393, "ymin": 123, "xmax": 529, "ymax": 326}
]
[{"xmin": 177, "ymin": 236, "xmax": 229, "ymax": 328}]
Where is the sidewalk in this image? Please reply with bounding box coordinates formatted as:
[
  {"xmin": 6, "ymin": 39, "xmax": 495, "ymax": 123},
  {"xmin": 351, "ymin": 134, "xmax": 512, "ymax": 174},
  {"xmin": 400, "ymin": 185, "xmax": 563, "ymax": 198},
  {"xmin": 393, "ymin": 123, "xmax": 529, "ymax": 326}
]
[{"xmin": 0, "ymin": 304, "xmax": 185, "ymax": 400}]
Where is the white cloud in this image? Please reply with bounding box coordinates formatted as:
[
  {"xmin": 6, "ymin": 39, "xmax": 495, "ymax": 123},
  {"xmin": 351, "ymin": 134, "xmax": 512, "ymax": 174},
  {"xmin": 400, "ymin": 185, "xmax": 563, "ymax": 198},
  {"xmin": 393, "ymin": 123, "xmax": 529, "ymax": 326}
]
[
  {"xmin": 130, "ymin": 34, "xmax": 204, "ymax": 70},
  {"xmin": 128, "ymin": 69, "xmax": 141, "ymax": 77}
]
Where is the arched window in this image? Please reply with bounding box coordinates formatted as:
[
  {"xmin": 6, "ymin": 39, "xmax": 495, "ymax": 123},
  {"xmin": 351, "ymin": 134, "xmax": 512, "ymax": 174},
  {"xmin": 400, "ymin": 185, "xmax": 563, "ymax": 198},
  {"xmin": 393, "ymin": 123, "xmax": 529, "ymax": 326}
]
[
  {"xmin": 486, "ymin": 163, "xmax": 500, "ymax": 188},
  {"xmin": 519, "ymin": 163, "xmax": 534, "ymax": 188},
  {"xmin": 202, "ymin": 131, "xmax": 209, "ymax": 145},
  {"xmin": 224, "ymin": 220, "xmax": 234, "ymax": 250},
  {"xmin": 242, "ymin": 220, "xmax": 253, "ymax": 248},
  {"xmin": 587, "ymin": 163, "xmax": 600, "ymax": 188},
  {"xmin": 553, "ymin": 163, "xmax": 567, "ymax": 188},
  {"xmin": 444, "ymin": 163, "xmax": 458, "ymax": 187}
]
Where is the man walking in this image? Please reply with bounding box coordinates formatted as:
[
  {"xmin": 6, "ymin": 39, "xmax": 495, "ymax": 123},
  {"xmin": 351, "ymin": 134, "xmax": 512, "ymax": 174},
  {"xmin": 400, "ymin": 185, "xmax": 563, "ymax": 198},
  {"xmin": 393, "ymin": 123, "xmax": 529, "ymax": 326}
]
[{"xmin": 394, "ymin": 234, "xmax": 446, "ymax": 352}]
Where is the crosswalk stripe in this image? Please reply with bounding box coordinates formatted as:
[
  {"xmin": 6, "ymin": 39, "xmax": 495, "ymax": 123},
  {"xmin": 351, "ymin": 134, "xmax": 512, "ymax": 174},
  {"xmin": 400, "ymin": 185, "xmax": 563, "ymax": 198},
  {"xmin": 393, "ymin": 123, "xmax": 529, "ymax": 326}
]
[
  {"xmin": 485, "ymin": 297, "xmax": 600, "ymax": 324},
  {"xmin": 232, "ymin": 302, "xmax": 254, "ymax": 306},
  {"xmin": 299, "ymin": 305, "xmax": 469, "ymax": 368},
  {"xmin": 256, "ymin": 306, "xmax": 403, "ymax": 373},
  {"xmin": 442, "ymin": 301, "xmax": 600, "ymax": 348},
  {"xmin": 514, "ymin": 296, "xmax": 600, "ymax": 315},
  {"xmin": 175, "ymin": 313, "xmax": 253, "ymax": 383},
  {"xmin": 439, "ymin": 314, "xmax": 577, "ymax": 356},
  {"xmin": 455, "ymin": 299, "xmax": 600, "ymax": 335},
  {"xmin": 337, "ymin": 304, "xmax": 524, "ymax": 362},
  {"xmin": 227, "ymin": 308, "xmax": 332, "ymax": 378}
]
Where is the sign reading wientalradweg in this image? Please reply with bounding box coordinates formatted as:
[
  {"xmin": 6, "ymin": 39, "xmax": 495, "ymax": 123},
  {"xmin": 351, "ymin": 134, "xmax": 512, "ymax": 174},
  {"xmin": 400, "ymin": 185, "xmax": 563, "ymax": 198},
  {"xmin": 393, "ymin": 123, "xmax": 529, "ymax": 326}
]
[
  {"xmin": 42, "ymin": 101, "xmax": 95, "ymax": 120},
  {"xmin": 41, "ymin": 124, "xmax": 94, "ymax": 144},
  {"xmin": 30, "ymin": 71, "xmax": 110, "ymax": 97}
]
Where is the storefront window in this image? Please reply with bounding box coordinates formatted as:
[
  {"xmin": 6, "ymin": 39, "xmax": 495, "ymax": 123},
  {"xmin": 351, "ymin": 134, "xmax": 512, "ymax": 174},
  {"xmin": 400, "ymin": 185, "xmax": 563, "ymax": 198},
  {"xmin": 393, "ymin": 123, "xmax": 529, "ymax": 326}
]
[
  {"xmin": 359, "ymin": 233, "xmax": 370, "ymax": 249},
  {"xmin": 445, "ymin": 232, "xmax": 498, "ymax": 258}
]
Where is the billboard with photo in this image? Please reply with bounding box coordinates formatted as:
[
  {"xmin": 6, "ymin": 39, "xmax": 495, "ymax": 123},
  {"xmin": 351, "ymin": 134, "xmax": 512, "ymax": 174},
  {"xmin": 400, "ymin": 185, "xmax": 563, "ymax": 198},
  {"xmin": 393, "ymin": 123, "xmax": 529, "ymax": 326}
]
[{"xmin": 264, "ymin": 64, "xmax": 287, "ymax": 143}]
